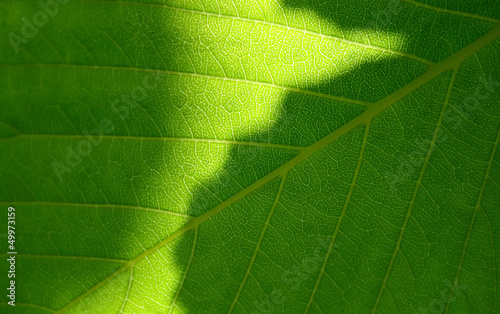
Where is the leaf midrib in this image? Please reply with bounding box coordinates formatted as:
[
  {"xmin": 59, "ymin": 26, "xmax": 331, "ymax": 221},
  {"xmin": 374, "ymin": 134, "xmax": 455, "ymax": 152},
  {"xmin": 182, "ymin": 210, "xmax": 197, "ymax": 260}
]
[{"xmin": 54, "ymin": 23, "xmax": 500, "ymax": 313}]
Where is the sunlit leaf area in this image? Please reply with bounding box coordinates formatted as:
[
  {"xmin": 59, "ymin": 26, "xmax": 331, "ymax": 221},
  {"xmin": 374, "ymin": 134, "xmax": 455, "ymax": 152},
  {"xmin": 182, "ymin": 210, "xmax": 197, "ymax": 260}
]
[{"xmin": 0, "ymin": 0, "xmax": 499, "ymax": 313}]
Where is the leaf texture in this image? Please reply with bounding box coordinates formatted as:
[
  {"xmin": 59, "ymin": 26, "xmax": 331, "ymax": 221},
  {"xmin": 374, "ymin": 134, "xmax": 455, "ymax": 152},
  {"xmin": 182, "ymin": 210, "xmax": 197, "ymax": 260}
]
[{"xmin": 0, "ymin": 0, "xmax": 499, "ymax": 313}]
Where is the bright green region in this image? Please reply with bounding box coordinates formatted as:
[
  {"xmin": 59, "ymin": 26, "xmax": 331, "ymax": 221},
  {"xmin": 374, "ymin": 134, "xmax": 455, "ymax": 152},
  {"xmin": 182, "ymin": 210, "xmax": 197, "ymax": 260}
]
[{"xmin": 0, "ymin": 0, "xmax": 499, "ymax": 313}]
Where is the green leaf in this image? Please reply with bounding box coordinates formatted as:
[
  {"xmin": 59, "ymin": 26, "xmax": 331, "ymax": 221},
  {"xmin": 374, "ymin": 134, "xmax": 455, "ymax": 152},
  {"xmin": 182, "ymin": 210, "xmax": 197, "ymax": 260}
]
[{"xmin": 0, "ymin": 0, "xmax": 499, "ymax": 313}]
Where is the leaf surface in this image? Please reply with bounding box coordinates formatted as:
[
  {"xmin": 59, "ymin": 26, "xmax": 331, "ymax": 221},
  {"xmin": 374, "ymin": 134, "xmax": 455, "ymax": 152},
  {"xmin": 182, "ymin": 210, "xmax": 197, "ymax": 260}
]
[{"xmin": 0, "ymin": 0, "xmax": 499, "ymax": 313}]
